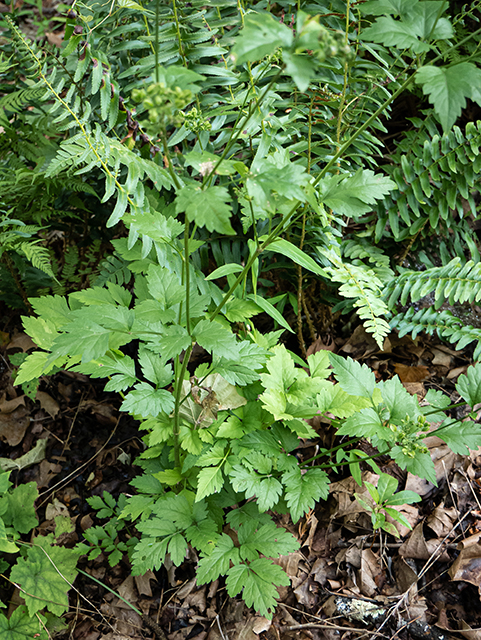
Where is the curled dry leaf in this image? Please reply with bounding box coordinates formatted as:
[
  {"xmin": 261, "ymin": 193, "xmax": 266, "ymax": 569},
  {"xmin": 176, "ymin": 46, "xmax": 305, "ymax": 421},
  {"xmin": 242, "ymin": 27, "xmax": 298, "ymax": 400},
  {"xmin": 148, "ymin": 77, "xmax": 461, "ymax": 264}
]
[
  {"xmin": 134, "ymin": 571, "xmax": 155, "ymax": 597},
  {"xmin": 36, "ymin": 391, "xmax": 60, "ymax": 418},
  {"xmin": 430, "ymin": 348, "xmax": 452, "ymax": 367},
  {"xmin": 358, "ymin": 549, "xmax": 383, "ymax": 597},
  {"xmin": 386, "ymin": 504, "xmax": 420, "ymax": 537},
  {"xmin": 45, "ymin": 497, "xmax": 70, "ymax": 520},
  {"xmin": 427, "ymin": 502, "xmax": 458, "ymax": 538},
  {"xmin": 460, "ymin": 621, "xmax": 481, "ymax": 640},
  {"xmin": 0, "ymin": 437, "xmax": 47, "ymax": 472},
  {"xmin": 399, "ymin": 523, "xmax": 451, "ymax": 562},
  {"xmin": 330, "ymin": 472, "xmax": 379, "ymax": 519},
  {"xmin": 0, "ymin": 406, "xmax": 29, "ymax": 446},
  {"xmin": 449, "ymin": 532, "xmax": 481, "ymax": 595},
  {"xmin": 0, "ymin": 395, "xmax": 25, "ymax": 414},
  {"xmin": 393, "ymin": 555, "xmax": 418, "ymax": 592},
  {"xmin": 394, "ymin": 362, "xmax": 430, "ymax": 383},
  {"xmin": 6, "ymin": 332, "xmax": 36, "ymax": 352}
]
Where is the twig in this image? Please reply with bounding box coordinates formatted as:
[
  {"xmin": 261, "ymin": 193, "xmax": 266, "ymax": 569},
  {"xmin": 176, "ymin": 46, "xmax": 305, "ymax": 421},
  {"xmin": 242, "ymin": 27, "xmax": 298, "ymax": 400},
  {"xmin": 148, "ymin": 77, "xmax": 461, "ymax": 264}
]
[
  {"xmin": 283, "ymin": 622, "xmax": 389, "ymax": 636},
  {"xmin": 216, "ymin": 615, "xmax": 229, "ymax": 640}
]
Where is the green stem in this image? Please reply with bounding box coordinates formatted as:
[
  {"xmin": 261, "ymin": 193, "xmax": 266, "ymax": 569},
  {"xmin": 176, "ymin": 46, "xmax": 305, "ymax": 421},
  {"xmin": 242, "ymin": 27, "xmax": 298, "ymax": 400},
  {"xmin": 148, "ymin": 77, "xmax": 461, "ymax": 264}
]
[
  {"xmin": 315, "ymin": 23, "xmax": 481, "ymax": 185},
  {"xmin": 172, "ymin": 345, "xmax": 193, "ymax": 468},
  {"xmin": 78, "ymin": 569, "xmax": 142, "ymax": 615},
  {"xmin": 161, "ymin": 128, "xmax": 181, "ymax": 189},
  {"xmin": 302, "ymin": 451, "xmax": 384, "ymax": 470},
  {"xmin": 172, "ymin": 0, "xmax": 188, "ymax": 67},
  {"xmin": 155, "ymin": 0, "xmax": 160, "ymax": 82},
  {"xmin": 210, "ymin": 207, "xmax": 306, "ymax": 321},
  {"xmin": 184, "ymin": 217, "xmax": 191, "ymax": 335},
  {"xmin": 300, "ymin": 436, "xmax": 361, "ymax": 467},
  {"xmin": 205, "ymin": 68, "xmax": 282, "ymax": 183},
  {"xmin": 335, "ymin": 0, "xmax": 351, "ymax": 161},
  {"xmin": 78, "ymin": 570, "xmax": 169, "ymax": 639},
  {"xmin": 422, "ymin": 400, "xmax": 466, "ymax": 417}
]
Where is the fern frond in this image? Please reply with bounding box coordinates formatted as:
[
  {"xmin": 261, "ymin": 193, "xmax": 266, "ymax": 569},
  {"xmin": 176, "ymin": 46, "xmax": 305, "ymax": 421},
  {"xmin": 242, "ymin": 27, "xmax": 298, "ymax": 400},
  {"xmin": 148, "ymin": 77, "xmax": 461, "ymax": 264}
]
[
  {"xmin": 17, "ymin": 241, "xmax": 55, "ymax": 279},
  {"xmin": 94, "ymin": 254, "xmax": 132, "ymax": 286},
  {"xmin": 385, "ymin": 258, "xmax": 481, "ymax": 309},
  {"xmin": 322, "ymin": 250, "xmax": 391, "ymax": 348},
  {"xmin": 342, "ymin": 238, "xmax": 391, "ymax": 268},
  {"xmin": 391, "ymin": 307, "xmax": 481, "ymax": 360},
  {"xmin": 376, "ymin": 120, "xmax": 481, "ymax": 252},
  {"xmin": 0, "ymin": 84, "xmax": 46, "ymax": 116}
]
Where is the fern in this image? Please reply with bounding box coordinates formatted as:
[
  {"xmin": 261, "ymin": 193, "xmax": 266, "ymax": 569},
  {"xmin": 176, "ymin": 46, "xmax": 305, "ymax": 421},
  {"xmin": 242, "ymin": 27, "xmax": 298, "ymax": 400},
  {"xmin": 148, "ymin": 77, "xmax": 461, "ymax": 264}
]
[
  {"xmin": 385, "ymin": 258, "xmax": 481, "ymax": 310},
  {"xmin": 391, "ymin": 307, "xmax": 481, "ymax": 360},
  {"xmin": 94, "ymin": 254, "xmax": 132, "ymax": 287},
  {"xmin": 0, "ymin": 220, "xmax": 55, "ymax": 280},
  {"xmin": 17, "ymin": 241, "xmax": 55, "ymax": 279},
  {"xmin": 6, "ymin": 15, "xmax": 174, "ymax": 242},
  {"xmin": 375, "ymin": 120, "xmax": 481, "ymax": 256},
  {"xmin": 320, "ymin": 249, "xmax": 391, "ymax": 348},
  {"xmin": 0, "ymin": 84, "xmax": 47, "ymax": 126}
]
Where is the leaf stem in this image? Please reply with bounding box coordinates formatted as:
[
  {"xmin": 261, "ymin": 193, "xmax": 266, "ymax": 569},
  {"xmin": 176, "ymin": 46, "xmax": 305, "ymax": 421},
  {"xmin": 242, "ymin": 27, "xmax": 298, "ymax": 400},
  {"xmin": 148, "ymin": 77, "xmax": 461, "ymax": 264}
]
[
  {"xmin": 155, "ymin": 0, "xmax": 160, "ymax": 82},
  {"xmin": 184, "ymin": 217, "xmax": 191, "ymax": 335},
  {"xmin": 173, "ymin": 345, "xmax": 193, "ymax": 468}
]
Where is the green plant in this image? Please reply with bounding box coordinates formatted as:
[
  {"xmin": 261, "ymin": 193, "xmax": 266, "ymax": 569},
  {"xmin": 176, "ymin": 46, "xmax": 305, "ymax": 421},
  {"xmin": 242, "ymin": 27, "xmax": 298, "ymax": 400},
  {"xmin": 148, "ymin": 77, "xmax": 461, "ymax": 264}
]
[
  {"xmin": 14, "ymin": 241, "xmax": 481, "ymax": 617},
  {"xmin": 0, "ymin": 470, "xmax": 82, "ymax": 639},
  {"xmin": 83, "ymin": 492, "xmax": 136, "ymax": 566},
  {"xmin": 0, "ymin": 218, "xmax": 56, "ymax": 309},
  {"xmin": 355, "ymin": 472, "xmax": 422, "ymax": 537},
  {"xmin": 5, "ymin": 0, "xmax": 481, "ymax": 622}
]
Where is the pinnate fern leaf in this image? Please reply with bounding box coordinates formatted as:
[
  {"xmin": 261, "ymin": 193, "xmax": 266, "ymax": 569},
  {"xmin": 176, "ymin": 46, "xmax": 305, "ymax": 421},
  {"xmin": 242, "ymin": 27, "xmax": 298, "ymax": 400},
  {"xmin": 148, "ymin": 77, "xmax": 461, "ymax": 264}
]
[
  {"xmin": 385, "ymin": 258, "xmax": 481, "ymax": 309},
  {"xmin": 322, "ymin": 250, "xmax": 391, "ymax": 348},
  {"xmin": 390, "ymin": 307, "xmax": 481, "ymax": 359}
]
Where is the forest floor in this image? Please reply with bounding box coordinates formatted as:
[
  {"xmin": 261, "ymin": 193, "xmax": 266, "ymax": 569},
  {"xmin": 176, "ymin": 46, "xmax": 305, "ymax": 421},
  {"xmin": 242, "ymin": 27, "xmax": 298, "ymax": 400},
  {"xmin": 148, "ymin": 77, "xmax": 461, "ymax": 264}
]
[{"xmin": 2, "ymin": 319, "xmax": 481, "ymax": 640}]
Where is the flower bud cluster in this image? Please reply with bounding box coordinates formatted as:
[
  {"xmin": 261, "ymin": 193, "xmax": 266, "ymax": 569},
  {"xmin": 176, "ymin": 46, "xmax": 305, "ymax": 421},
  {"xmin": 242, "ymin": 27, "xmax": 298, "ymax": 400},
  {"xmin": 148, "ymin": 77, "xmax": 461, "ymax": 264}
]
[
  {"xmin": 181, "ymin": 107, "xmax": 212, "ymax": 133},
  {"xmin": 131, "ymin": 82, "xmax": 193, "ymax": 128}
]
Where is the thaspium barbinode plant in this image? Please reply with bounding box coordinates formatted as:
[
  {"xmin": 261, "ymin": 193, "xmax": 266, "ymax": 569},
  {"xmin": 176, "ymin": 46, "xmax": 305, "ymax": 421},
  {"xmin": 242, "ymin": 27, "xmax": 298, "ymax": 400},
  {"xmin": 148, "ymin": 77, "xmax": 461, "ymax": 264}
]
[{"xmin": 5, "ymin": 0, "xmax": 481, "ymax": 621}]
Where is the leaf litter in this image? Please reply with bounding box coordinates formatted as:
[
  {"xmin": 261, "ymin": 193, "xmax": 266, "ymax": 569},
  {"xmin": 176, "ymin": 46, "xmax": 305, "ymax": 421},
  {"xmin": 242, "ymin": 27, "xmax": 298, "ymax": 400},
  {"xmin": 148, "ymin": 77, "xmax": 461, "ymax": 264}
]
[{"xmin": 2, "ymin": 327, "xmax": 481, "ymax": 639}]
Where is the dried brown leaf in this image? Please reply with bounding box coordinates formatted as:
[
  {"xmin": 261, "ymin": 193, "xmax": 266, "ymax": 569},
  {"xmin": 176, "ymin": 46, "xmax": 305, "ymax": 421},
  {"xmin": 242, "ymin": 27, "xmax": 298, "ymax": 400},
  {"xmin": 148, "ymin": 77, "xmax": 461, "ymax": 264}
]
[
  {"xmin": 134, "ymin": 571, "xmax": 155, "ymax": 597},
  {"xmin": 36, "ymin": 391, "xmax": 60, "ymax": 418},
  {"xmin": 394, "ymin": 363, "xmax": 430, "ymax": 383},
  {"xmin": 427, "ymin": 502, "xmax": 458, "ymax": 538},
  {"xmin": 0, "ymin": 395, "xmax": 25, "ymax": 414},
  {"xmin": 358, "ymin": 549, "xmax": 382, "ymax": 597}
]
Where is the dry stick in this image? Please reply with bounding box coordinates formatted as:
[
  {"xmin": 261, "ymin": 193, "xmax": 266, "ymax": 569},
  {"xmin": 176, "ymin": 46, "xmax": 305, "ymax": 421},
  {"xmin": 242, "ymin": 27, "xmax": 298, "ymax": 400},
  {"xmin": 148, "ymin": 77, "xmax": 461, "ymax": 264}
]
[
  {"xmin": 334, "ymin": 540, "xmax": 458, "ymax": 549},
  {"xmin": 38, "ymin": 417, "xmax": 120, "ymax": 504},
  {"xmin": 370, "ymin": 509, "xmax": 472, "ymax": 640},
  {"xmin": 61, "ymin": 390, "xmax": 85, "ymax": 455},
  {"xmin": 216, "ymin": 615, "xmax": 230, "ymax": 640},
  {"xmin": 283, "ymin": 622, "xmax": 389, "ymax": 636},
  {"xmin": 297, "ymin": 264, "xmax": 306, "ymax": 357},
  {"xmin": 78, "ymin": 569, "xmax": 168, "ymax": 640},
  {"xmin": 302, "ymin": 295, "xmax": 317, "ymax": 343},
  {"xmin": 296, "ymin": 212, "xmax": 308, "ymax": 357}
]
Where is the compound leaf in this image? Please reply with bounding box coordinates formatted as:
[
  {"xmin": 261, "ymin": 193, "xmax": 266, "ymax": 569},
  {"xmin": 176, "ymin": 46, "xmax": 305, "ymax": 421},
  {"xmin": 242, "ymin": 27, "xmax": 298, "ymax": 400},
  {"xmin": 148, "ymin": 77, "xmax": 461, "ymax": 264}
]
[
  {"xmin": 456, "ymin": 363, "xmax": 481, "ymax": 407},
  {"xmin": 196, "ymin": 465, "xmax": 225, "ymax": 501},
  {"xmin": 226, "ymin": 557, "xmax": 289, "ymax": 618},
  {"xmin": 283, "ymin": 467, "xmax": 329, "ymax": 523},
  {"xmin": 194, "ymin": 319, "xmax": 239, "ymax": 359},
  {"xmin": 231, "ymin": 13, "xmax": 293, "ymax": 65},
  {"xmin": 0, "ymin": 606, "xmax": 48, "ymax": 640},
  {"xmin": 175, "ymin": 185, "xmax": 234, "ymax": 235},
  {"xmin": 120, "ymin": 382, "xmax": 174, "ymax": 417},
  {"xmin": 436, "ymin": 419, "xmax": 481, "ymax": 455},
  {"xmin": 197, "ymin": 534, "xmax": 239, "ymax": 584},
  {"xmin": 415, "ymin": 63, "xmax": 481, "ymax": 132},
  {"xmin": 329, "ymin": 353, "xmax": 376, "ymax": 398}
]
